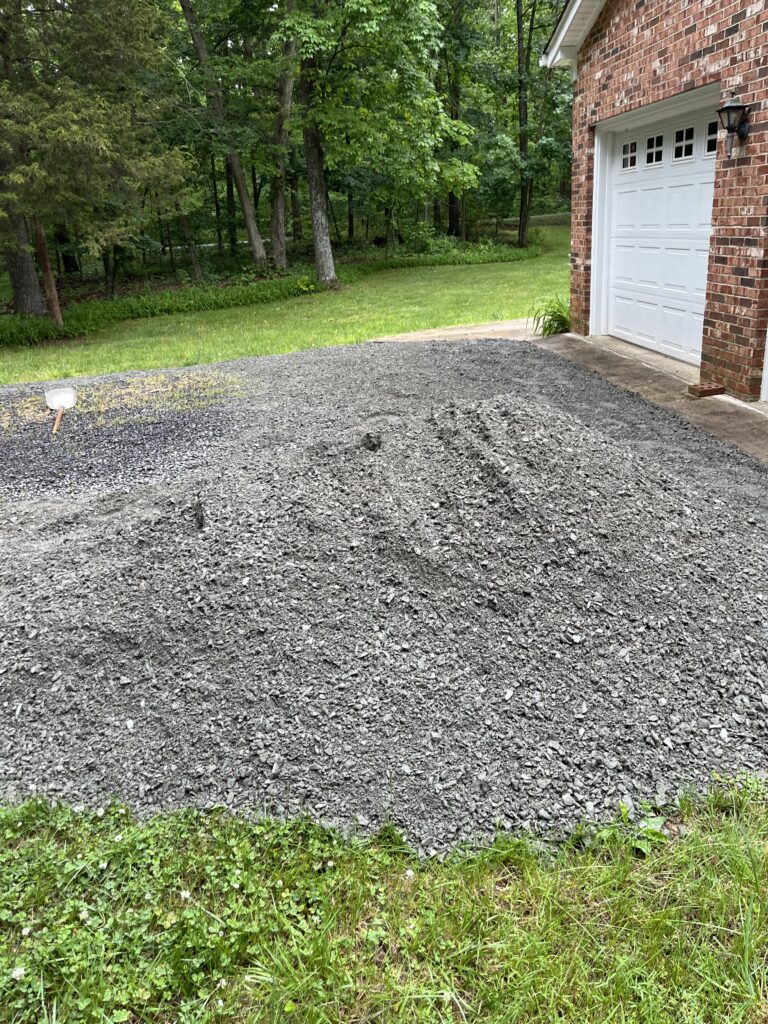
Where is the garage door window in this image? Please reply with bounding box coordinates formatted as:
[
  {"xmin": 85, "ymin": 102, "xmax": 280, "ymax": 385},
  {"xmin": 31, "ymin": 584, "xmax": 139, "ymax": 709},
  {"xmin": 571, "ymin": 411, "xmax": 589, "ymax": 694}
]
[
  {"xmin": 621, "ymin": 141, "xmax": 637, "ymax": 169},
  {"xmin": 673, "ymin": 126, "xmax": 695, "ymax": 160},
  {"xmin": 646, "ymin": 134, "xmax": 664, "ymax": 165},
  {"xmin": 705, "ymin": 120, "xmax": 718, "ymax": 155}
]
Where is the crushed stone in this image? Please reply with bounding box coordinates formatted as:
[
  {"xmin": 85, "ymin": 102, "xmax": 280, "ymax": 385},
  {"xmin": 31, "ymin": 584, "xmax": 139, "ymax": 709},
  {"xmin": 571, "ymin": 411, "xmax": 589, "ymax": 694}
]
[{"xmin": 1, "ymin": 339, "xmax": 767, "ymax": 850}]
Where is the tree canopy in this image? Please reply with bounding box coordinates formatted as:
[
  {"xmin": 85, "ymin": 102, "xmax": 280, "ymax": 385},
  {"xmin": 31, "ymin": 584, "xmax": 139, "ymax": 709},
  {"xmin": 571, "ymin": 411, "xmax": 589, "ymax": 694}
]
[{"xmin": 0, "ymin": 0, "xmax": 572, "ymax": 319}]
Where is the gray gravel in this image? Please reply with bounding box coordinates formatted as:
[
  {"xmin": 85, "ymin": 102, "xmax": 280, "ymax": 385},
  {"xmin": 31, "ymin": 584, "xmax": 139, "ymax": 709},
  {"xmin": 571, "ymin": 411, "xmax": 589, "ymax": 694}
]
[{"xmin": 1, "ymin": 339, "xmax": 767, "ymax": 851}]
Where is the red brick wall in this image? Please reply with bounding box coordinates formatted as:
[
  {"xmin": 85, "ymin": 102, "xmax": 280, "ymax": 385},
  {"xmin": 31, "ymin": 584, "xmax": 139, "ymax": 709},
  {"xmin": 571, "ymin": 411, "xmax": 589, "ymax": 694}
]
[{"xmin": 571, "ymin": 0, "xmax": 768, "ymax": 399}]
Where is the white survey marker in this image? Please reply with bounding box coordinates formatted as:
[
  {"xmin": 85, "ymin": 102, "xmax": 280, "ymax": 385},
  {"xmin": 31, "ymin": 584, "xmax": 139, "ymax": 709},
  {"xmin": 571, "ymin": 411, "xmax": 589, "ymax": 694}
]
[{"xmin": 45, "ymin": 385, "xmax": 78, "ymax": 436}]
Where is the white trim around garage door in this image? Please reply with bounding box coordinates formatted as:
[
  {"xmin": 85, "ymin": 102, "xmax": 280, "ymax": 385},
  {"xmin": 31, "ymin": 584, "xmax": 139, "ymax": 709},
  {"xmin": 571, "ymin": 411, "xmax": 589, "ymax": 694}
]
[
  {"xmin": 589, "ymin": 85, "xmax": 721, "ymax": 345},
  {"xmin": 762, "ymin": 330, "xmax": 768, "ymax": 402}
]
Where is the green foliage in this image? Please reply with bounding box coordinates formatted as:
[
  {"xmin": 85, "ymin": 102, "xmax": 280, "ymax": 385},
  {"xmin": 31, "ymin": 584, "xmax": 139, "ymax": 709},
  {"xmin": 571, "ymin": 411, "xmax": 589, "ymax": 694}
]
[
  {"xmin": 3, "ymin": 783, "xmax": 768, "ymax": 1022},
  {"xmin": 358, "ymin": 241, "xmax": 541, "ymax": 272},
  {"xmin": 594, "ymin": 805, "xmax": 670, "ymax": 857},
  {"xmin": 0, "ymin": 276, "xmax": 320, "ymax": 348},
  {"xmin": 289, "ymin": 0, "xmax": 476, "ymax": 208},
  {"xmin": 400, "ymin": 224, "xmax": 462, "ymax": 255},
  {"xmin": 0, "ymin": 244, "xmax": 542, "ymax": 348},
  {"xmin": 533, "ymin": 293, "xmax": 571, "ymax": 336},
  {"xmin": 0, "ymin": 226, "xmax": 571, "ymax": 382},
  {"xmin": 0, "ymin": 2, "xmax": 188, "ymax": 252}
]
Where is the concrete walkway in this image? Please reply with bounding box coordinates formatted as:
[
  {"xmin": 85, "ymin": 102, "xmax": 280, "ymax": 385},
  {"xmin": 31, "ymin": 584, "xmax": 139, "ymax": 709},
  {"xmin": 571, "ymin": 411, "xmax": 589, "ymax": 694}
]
[
  {"xmin": 370, "ymin": 319, "xmax": 535, "ymax": 344},
  {"xmin": 535, "ymin": 333, "xmax": 768, "ymax": 464},
  {"xmin": 372, "ymin": 321, "xmax": 768, "ymax": 464}
]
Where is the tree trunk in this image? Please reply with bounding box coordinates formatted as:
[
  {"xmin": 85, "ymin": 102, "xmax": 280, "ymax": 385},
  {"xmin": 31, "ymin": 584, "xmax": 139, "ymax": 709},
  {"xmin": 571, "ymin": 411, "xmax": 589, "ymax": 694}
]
[
  {"xmin": 102, "ymin": 250, "xmax": 111, "ymax": 296},
  {"xmin": 347, "ymin": 191, "xmax": 354, "ymax": 241},
  {"xmin": 229, "ymin": 154, "xmax": 267, "ymax": 263},
  {"xmin": 33, "ymin": 219, "xmax": 63, "ymax": 327},
  {"xmin": 175, "ymin": 202, "xmax": 203, "ymax": 282},
  {"xmin": 225, "ymin": 158, "xmax": 237, "ymax": 255},
  {"xmin": 109, "ymin": 245, "xmax": 119, "ymax": 299},
  {"xmin": 167, "ymin": 225, "xmax": 176, "ymax": 273},
  {"xmin": 0, "ymin": 12, "xmax": 48, "ymax": 317},
  {"xmin": 179, "ymin": 0, "xmax": 266, "ymax": 264},
  {"xmin": 329, "ymin": 194, "xmax": 342, "ymax": 245},
  {"xmin": 210, "ymin": 154, "xmax": 223, "ymax": 256},
  {"xmin": 515, "ymin": 0, "xmax": 536, "ymax": 248},
  {"xmin": 446, "ymin": 16, "xmax": 463, "ymax": 238},
  {"xmin": 270, "ymin": 33, "xmax": 296, "ymax": 270},
  {"xmin": 298, "ymin": 63, "xmax": 337, "ymax": 287},
  {"xmin": 54, "ymin": 224, "xmax": 79, "ymax": 273},
  {"xmin": 251, "ymin": 165, "xmax": 263, "ymax": 215},
  {"xmin": 290, "ymin": 173, "xmax": 303, "ymax": 239},
  {"xmin": 384, "ymin": 207, "xmax": 393, "ymax": 251},
  {"xmin": 517, "ymin": 182, "xmax": 532, "ymax": 248},
  {"xmin": 447, "ymin": 192, "xmax": 461, "ymax": 237},
  {"xmin": 270, "ymin": 183, "xmax": 287, "ymax": 270},
  {"xmin": 4, "ymin": 210, "xmax": 46, "ymax": 316}
]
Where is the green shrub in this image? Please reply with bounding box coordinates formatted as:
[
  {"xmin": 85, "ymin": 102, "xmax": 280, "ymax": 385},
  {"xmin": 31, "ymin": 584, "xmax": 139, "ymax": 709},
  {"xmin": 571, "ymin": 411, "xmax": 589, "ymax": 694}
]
[
  {"xmin": 532, "ymin": 294, "xmax": 571, "ymax": 336},
  {"xmin": 526, "ymin": 227, "xmax": 545, "ymax": 249},
  {"xmin": 0, "ymin": 275, "xmax": 320, "ymax": 348},
  {"xmin": 361, "ymin": 243, "xmax": 542, "ymax": 272},
  {"xmin": 400, "ymin": 225, "xmax": 461, "ymax": 255},
  {"xmin": 0, "ymin": 244, "xmax": 544, "ymax": 349}
]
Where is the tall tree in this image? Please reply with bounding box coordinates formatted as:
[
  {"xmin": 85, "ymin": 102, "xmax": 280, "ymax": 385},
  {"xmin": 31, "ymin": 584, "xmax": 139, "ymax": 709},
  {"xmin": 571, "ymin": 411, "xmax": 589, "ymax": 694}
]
[
  {"xmin": 4, "ymin": 210, "xmax": 46, "ymax": 317},
  {"xmin": 178, "ymin": 0, "xmax": 268, "ymax": 265},
  {"xmin": 270, "ymin": 22, "xmax": 297, "ymax": 271},
  {"xmin": 1, "ymin": 0, "xmax": 191, "ymax": 320},
  {"xmin": 515, "ymin": 0, "xmax": 536, "ymax": 247},
  {"xmin": 0, "ymin": 5, "xmax": 46, "ymax": 315},
  {"xmin": 297, "ymin": 58, "xmax": 336, "ymax": 286},
  {"xmin": 443, "ymin": 0, "xmax": 468, "ymax": 237}
]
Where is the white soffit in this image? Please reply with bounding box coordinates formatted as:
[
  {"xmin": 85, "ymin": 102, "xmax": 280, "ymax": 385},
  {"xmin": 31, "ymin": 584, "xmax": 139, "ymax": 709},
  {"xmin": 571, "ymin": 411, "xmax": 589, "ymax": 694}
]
[{"xmin": 540, "ymin": 0, "xmax": 607, "ymax": 69}]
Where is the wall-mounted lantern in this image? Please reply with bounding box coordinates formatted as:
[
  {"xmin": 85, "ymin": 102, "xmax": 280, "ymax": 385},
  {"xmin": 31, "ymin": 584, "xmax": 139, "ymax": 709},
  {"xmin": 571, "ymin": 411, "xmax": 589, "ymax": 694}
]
[{"xmin": 717, "ymin": 92, "xmax": 750, "ymax": 157}]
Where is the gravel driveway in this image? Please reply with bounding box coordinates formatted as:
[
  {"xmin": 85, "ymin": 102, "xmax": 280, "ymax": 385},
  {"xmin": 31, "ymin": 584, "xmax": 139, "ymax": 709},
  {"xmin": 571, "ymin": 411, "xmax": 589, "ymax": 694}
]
[{"xmin": 1, "ymin": 339, "xmax": 767, "ymax": 851}]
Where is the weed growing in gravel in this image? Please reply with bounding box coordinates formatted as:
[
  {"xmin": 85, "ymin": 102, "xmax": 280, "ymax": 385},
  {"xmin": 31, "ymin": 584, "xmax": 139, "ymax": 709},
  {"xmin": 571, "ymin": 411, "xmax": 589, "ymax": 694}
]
[
  {"xmin": 0, "ymin": 369, "xmax": 243, "ymax": 436},
  {"xmin": 2, "ymin": 782, "xmax": 768, "ymax": 1023}
]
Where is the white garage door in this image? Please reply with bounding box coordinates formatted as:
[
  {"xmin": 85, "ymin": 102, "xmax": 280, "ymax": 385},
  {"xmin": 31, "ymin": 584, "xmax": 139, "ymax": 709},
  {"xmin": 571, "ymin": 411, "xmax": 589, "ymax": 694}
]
[{"xmin": 607, "ymin": 111, "xmax": 717, "ymax": 364}]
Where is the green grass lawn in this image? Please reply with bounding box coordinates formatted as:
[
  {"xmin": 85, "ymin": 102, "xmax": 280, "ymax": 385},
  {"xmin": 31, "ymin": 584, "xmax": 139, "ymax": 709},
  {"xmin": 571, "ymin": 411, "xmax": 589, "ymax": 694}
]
[
  {"xmin": 2, "ymin": 784, "xmax": 768, "ymax": 1023},
  {"xmin": 0, "ymin": 227, "xmax": 569, "ymax": 385}
]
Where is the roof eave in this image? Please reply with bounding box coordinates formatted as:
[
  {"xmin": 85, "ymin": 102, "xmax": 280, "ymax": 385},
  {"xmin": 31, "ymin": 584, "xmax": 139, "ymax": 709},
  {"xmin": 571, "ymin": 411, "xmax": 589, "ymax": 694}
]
[
  {"xmin": 539, "ymin": 45, "xmax": 579, "ymax": 69},
  {"xmin": 540, "ymin": 0, "xmax": 607, "ymax": 69}
]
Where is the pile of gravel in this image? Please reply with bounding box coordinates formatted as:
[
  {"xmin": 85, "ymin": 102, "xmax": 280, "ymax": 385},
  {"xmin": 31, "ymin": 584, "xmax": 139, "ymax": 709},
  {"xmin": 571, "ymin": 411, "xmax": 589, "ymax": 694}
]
[{"xmin": 1, "ymin": 340, "xmax": 767, "ymax": 851}]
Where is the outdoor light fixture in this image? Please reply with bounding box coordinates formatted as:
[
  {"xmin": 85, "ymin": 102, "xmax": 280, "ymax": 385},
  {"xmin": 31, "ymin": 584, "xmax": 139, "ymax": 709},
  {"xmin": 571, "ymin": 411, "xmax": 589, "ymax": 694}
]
[{"xmin": 717, "ymin": 91, "xmax": 750, "ymax": 157}]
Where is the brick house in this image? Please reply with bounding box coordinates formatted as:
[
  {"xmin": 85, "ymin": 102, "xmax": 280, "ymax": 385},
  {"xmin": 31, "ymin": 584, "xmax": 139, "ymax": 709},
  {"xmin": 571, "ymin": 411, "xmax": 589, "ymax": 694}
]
[{"xmin": 541, "ymin": 0, "xmax": 768, "ymax": 401}]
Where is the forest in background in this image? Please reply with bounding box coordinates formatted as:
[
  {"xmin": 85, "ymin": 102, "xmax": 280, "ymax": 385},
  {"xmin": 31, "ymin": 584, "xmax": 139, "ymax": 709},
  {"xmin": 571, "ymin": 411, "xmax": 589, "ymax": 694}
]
[{"xmin": 0, "ymin": 0, "xmax": 572, "ymax": 327}]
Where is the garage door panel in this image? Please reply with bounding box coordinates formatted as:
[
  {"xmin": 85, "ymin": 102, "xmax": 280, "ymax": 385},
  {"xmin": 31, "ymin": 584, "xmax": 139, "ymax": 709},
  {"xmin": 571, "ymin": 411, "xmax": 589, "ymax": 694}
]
[
  {"xmin": 661, "ymin": 248, "xmax": 691, "ymax": 294},
  {"xmin": 638, "ymin": 187, "xmax": 665, "ymax": 229},
  {"xmin": 693, "ymin": 248, "xmax": 710, "ymax": 296},
  {"xmin": 635, "ymin": 300, "xmax": 660, "ymax": 343},
  {"xmin": 637, "ymin": 246, "xmax": 662, "ymax": 287},
  {"xmin": 611, "ymin": 243, "xmax": 639, "ymax": 285},
  {"xmin": 667, "ymin": 182, "xmax": 699, "ymax": 230},
  {"xmin": 660, "ymin": 306, "xmax": 688, "ymax": 353},
  {"xmin": 615, "ymin": 189, "xmax": 640, "ymax": 230},
  {"xmin": 610, "ymin": 294, "xmax": 635, "ymax": 338},
  {"xmin": 605, "ymin": 109, "xmax": 715, "ymax": 363},
  {"xmin": 695, "ymin": 178, "xmax": 715, "ymax": 229}
]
